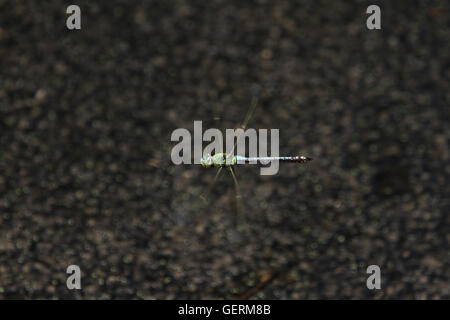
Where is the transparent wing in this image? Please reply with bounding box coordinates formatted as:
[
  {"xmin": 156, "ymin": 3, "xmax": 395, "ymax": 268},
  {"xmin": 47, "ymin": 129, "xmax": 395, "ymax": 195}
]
[
  {"xmin": 199, "ymin": 167, "xmax": 223, "ymax": 203},
  {"xmin": 227, "ymin": 97, "xmax": 259, "ymax": 157}
]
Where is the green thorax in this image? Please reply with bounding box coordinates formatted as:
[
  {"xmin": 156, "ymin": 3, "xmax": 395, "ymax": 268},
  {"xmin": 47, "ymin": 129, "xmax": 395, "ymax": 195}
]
[{"xmin": 211, "ymin": 153, "xmax": 237, "ymax": 167}]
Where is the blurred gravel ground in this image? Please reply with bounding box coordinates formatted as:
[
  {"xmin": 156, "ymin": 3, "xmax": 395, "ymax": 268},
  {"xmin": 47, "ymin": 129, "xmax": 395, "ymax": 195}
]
[{"xmin": 0, "ymin": 0, "xmax": 448, "ymax": 299}]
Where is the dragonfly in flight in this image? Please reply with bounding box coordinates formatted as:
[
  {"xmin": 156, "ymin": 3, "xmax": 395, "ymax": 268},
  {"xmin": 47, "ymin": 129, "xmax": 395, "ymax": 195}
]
[{"xmin": 199, "ymin": 97, "xmax": 312, "ymax": 219}]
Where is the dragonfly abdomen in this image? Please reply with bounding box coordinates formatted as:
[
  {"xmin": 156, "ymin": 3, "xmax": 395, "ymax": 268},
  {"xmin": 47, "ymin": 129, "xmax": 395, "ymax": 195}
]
[{"xmin": 236, "ymin": 156, "xmax": 312, "ymax": 164}]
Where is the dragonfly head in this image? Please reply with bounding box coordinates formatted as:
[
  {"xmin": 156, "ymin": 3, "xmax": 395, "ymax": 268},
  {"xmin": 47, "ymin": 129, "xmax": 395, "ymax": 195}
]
[{"xmin": 200, "ymin": 154, "xmax": 213, "ymax": 168}]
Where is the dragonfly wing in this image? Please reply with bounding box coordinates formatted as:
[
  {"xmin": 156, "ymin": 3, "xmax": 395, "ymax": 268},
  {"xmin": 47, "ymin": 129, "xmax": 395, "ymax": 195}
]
[
  {"xmin": 227, "ymin": 97, "xmax": 258, "ymax": 157},
  {"xmin": 199, "ymin": 167, "xmax": 223, "ymax": 203}
]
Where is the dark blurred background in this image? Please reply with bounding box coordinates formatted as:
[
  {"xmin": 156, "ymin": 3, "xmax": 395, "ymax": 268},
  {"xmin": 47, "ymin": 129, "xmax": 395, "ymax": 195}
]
[{"xmin": 0, "ymin": 0, "xmax": 448, "ymax": 299}]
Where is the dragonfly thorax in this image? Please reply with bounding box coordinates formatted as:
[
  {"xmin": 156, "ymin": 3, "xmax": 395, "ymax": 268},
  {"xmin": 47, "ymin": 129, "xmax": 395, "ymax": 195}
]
[{"xmin": 201, "ymin": 153, "xmax": 236, "ymax": 168}]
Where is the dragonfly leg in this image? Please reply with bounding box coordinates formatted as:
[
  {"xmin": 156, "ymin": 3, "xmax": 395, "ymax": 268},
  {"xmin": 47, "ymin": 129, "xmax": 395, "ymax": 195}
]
[
  {"xmin": 229, "ymin": 166, "xmax": 245, "ymax": 231},
  {"xmin": 199, "ymin": 167, "xmax": 223, "ymax": 203},
  {"xmin": 213, "ymin": 166, "xmax": 223, "ymax": 183}
]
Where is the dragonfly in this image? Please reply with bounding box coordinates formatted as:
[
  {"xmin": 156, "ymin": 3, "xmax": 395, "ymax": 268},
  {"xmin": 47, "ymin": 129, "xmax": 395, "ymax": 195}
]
[{"xmin": 199, "ymin": 97, "xmax": 312, "ymax": 223}]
